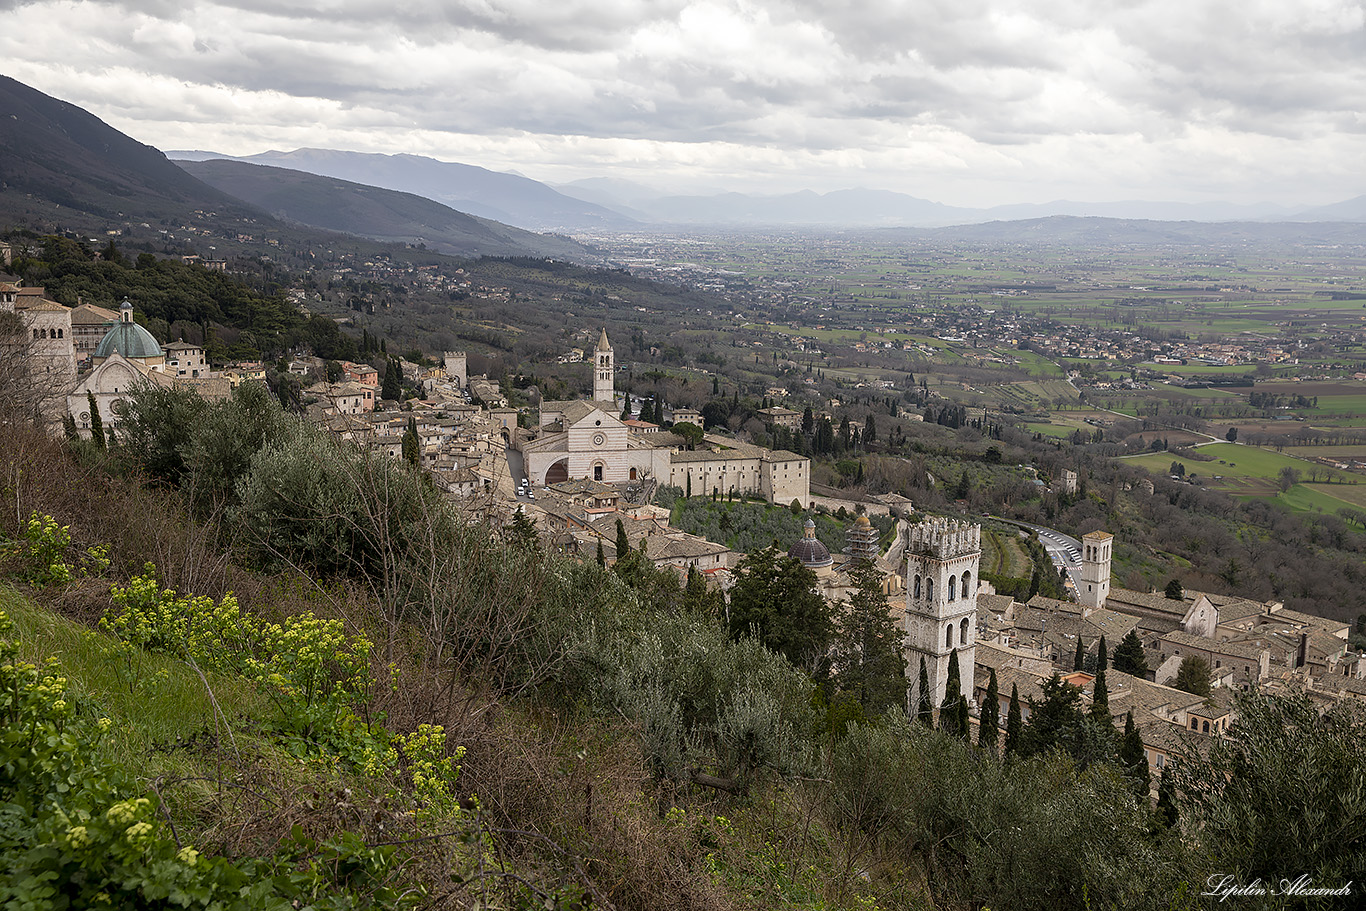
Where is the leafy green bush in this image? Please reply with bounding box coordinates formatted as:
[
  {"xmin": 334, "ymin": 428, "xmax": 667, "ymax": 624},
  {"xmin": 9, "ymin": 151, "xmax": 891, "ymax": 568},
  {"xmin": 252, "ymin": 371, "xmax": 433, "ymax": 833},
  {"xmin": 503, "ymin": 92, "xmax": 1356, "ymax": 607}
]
[
  {"xmin": 2, "ymin": 512, "xmax": 73, "ymax": 587},
  {"xmin": 102, "ymin": 565, "xmax": 375, "ymax": 753},
  {"xmin": 0, "ymin": 608, "xmax": 415, "ymax": 909}
]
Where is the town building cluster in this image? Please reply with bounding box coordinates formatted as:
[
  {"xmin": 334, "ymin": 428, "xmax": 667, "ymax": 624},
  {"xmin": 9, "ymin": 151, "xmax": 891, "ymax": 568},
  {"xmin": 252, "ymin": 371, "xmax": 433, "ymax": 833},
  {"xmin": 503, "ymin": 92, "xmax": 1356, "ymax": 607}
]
[
  {"xmin": 0, "ymin": 280, "xmax": 248, "ymax": 432},
  {"xmin": 895, "ymin": 520, "xmax": 1365, "ymax": 784}
]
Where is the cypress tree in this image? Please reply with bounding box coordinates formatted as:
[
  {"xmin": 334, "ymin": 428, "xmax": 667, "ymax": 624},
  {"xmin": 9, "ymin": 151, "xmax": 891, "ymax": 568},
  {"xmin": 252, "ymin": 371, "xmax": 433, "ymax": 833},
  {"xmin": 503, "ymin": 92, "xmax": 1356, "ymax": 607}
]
[
  {"xmin": 1156, "ymin": 765, "xmax": 1178, "ymax": 829},
  {"xmin": 62, "ymin": 412, "xmax": 79, "ymax": 443},
  {"xmin": 1073, "ymin": 636, "xmax": 1085, "ymax": 671},
  {"xmin": 1119, "ymin": 711, "xmax": 1150, "ymax": 796},
  {"xmin": 978, "ymin": 667, "xmax": 1000, "ymax": 752},
  {"xmin": 917, "ymin": 657, "xmax": 933, "ymax": 726},
  {"xmin": 1004, "ymin": 683, "xmax": 1023, "ymax": 756},
  {"xmin": 940, "ymin": 650, "xmax": 964, "ymax": 738},
  {"xmin": 1091, "ymin": 662, "xmax": 1111, "ymax": 727},
  {"xmin": 620, "ymin": 395, "xmax": 631, "ymax": 421},
  {"xmin": 1097, "ymin": 635, "xmax": 1108, "ymax": 672},
  {"xmin": 596, "ymin": 538, "xmax": 605, "ymax": 568},
  {"xmin": 1091, "ymin": 635, "xmax": 1112, "ymax": 726},
  {"xmin": 87, "ymin": 392, "xmax": 104, "ymax": 449},
  {"xmin": 402, "ymin": 416, "xmax": 419, "ymax": 467},
  {"xmin": 382, "ymin": 357, "xmax": 402, "ymax": 400},
  {"xmin": 615, "ymin": 518, "xmax": 629, "ymax": 564}
]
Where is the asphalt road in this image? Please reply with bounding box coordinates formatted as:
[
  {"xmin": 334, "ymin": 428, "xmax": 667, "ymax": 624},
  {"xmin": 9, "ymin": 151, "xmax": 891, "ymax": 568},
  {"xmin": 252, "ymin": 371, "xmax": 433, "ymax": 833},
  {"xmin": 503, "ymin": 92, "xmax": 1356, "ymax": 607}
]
[{"xmin": 989, "ymin": 517, "xmax": 1084, "ymax": 588}]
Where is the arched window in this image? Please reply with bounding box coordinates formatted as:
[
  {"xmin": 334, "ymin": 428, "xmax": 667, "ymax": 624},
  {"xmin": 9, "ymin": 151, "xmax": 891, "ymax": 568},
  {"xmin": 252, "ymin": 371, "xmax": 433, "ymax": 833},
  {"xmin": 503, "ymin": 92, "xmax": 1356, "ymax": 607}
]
[
  {"xmin": 913, "ymin": 575, "xmax": 921, "ymax": 599},
  {"xmin": 962, "ymin": 570, "xmax": 971, "ymax": 596},
  {"xmin": 960, "ymin": 617, "xmax": 970, "ymax": 644},
  {"xmin": 948, "ymin": 575, "xmax": 957, "ymax": 600},
  {"xmin": 945, "ymin": 624, "xmax": 953, "ymax": 648},
  {"xmin": 926, "ymin": 579, "xmax": 933, "ymax": 601},
  {"xmin": 57, "ymin": 328, "xmax": 63, "ymax": 338},
  {"xmin": 32, "ymin": 329, "xmax": 39, "ymax": 340}
]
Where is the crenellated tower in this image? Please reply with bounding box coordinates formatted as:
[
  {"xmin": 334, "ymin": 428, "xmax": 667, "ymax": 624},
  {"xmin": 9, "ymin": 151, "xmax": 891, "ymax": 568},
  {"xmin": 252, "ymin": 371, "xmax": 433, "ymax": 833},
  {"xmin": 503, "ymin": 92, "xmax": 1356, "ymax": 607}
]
[{"xmin": 903, "ymin": 516, "xmax": 981, "ymax": 711}]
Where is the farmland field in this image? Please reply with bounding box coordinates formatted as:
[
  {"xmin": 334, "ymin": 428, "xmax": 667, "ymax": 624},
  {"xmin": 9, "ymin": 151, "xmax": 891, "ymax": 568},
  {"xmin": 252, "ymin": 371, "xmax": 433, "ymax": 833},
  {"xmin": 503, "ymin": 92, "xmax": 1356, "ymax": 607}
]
[{"xmin": 1119, "ymin": 443, "xmax": 1363, "ymax": 503}]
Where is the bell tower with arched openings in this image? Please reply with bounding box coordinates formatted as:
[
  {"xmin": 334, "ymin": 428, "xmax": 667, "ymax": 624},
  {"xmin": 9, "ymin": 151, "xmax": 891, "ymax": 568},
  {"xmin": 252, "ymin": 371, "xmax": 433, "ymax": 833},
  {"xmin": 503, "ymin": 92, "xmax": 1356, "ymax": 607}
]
[
  {"xmin": 903, "ymin": 516, "xmax": 981, "ymax": 711},
  {"xmin": 593, "ymin": 327, "xmax": 614, "ymax": 405}
]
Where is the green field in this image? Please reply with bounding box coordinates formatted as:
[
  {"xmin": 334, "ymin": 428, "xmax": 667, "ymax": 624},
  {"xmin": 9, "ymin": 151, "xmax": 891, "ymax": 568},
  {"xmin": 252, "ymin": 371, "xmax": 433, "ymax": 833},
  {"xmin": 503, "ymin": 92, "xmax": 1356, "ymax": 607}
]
[
  {"xmin": 1119, "ymin": 443, "xmax": 1362, "ymax": 502},
  {"xmin": 1276, "ymin": 483, "xmax": 1366, "ymax": 515},
  {"xmin": 1026, "ymin": 422, "xmax": 1076, "ymax": 439},
  {"xmin": 1281, "ymin": 445, "xmax": 1366, "ymax": 460}
]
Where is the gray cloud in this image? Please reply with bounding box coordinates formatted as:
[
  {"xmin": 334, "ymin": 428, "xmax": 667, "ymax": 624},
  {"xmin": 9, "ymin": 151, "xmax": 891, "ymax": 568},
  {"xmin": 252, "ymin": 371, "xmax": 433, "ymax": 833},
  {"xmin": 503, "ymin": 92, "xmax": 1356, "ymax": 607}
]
[{"xmin": 1, "ymin": 0, "xmax": 1364, "ymax": 205}]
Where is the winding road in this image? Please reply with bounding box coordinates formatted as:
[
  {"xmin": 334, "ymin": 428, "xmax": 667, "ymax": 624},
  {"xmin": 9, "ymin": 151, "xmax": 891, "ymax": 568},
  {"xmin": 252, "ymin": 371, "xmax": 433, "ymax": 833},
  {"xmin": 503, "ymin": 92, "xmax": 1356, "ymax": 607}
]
[{"xmin": 988, "ymin": 516, "xmax": 1084, "ymax": 589}]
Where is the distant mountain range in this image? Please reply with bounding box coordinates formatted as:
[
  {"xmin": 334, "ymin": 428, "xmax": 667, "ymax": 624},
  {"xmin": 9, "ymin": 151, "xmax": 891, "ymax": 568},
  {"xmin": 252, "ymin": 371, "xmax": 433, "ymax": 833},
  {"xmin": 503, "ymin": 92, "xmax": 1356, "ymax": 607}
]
[
  {"xmin": 553, "ymin": 182, "xmax": 1366, "ymax": 228},
  {"xmin": 170, "ymin": 148, "xmax": 635, "ymax": 232},
  {"xmin": 170, "ymin": 146, "xmax": 1366, "ymax": 231},
  {"xmin": 0, "ymin": 74, "xmax": 595, "ymax": 262},
  {"xmin": 871, "ymin": 217, "xmax": 1366, "ymax": 247},
  {"xmin": 178, "ymin": 159, "xmax": 590, "ymax": 260}
]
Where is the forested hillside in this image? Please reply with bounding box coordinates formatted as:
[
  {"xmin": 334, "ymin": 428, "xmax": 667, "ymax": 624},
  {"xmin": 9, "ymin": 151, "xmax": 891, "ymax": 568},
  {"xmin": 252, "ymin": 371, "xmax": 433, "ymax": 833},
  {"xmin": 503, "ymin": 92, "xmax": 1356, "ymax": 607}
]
[{"xmin": 8, "ymin": 234, "xmax": 357, "ymax": 363}]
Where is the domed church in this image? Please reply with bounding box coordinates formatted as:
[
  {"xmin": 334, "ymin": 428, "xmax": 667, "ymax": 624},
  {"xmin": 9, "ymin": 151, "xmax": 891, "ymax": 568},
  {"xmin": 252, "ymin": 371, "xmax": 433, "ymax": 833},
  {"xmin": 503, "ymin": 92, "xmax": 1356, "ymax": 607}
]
[
  {"xmin": 788, "ymin": 518, "xmax": 833, "ymax": 574},
  {"xmin": 91, "ymin": 300, "xmax": 165, "ymax": 370},
  {"xmin": 67, "ymin": 301, "xmax": 167, "ymax": 438}
]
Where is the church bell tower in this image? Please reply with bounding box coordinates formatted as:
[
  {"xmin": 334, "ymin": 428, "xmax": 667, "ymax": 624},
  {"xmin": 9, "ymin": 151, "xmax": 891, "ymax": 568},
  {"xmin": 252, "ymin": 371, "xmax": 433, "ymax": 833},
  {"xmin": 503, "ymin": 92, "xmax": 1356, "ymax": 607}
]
[
  {"xmin": 1078, "ymin": 530, "xmax": 1113, "ymax": 613},
  {"xmin": 903, "ymin": 517, "xmax": 981, "ymax": 710},
  {"xmin": 594, "ymin": 327, "xmax": 614, "ymax": 405}
]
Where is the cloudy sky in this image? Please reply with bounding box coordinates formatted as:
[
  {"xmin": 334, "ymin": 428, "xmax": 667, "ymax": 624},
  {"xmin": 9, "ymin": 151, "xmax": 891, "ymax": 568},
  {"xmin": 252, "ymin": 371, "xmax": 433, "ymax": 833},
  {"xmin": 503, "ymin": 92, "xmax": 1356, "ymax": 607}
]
[{"xmin": 3, "ymin": 0, "xmax": 1365, "ymax": 206}]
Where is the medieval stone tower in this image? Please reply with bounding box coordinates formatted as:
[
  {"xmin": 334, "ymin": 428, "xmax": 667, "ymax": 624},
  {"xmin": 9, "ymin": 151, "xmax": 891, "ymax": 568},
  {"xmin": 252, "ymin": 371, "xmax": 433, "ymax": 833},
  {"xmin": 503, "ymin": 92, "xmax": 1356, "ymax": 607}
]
[
  {"xmin": 593, "ymin": 328, "xmax": 614, "ymax": 405},
  {"xmin": 1078, "ymin": 530, "xmax": 1113, "ymax": 613},
  {"xmin": 442, "ymin": 351, "xmax": 467, "ymax": 389},
  {"xmin": 903, "ymin": 517, "xmax": 981, "ymax": 710}
]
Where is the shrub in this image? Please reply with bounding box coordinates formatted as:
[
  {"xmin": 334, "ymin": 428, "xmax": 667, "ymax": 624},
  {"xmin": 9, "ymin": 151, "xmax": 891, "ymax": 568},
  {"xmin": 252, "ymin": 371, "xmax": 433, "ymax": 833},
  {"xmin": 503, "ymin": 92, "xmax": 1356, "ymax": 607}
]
[{"xmin": 0, "ymin": 608, "xmax": 415, "ymax": 909}]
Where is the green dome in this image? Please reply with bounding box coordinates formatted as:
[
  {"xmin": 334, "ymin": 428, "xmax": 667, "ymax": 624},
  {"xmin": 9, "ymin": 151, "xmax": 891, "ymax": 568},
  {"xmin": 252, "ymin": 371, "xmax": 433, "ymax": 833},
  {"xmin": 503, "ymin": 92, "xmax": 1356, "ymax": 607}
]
[{"xmin": 94, "ymin": 301, "xmax": 163, "ymax": 361}]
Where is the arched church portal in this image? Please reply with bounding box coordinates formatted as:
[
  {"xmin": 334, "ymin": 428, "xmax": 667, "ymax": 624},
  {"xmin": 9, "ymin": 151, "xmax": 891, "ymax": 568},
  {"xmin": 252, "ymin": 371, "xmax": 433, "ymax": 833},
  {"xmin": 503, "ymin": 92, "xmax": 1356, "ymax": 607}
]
[{"xmin": 545, "ymin": 459, "xmax": 570, "ymax": 485}]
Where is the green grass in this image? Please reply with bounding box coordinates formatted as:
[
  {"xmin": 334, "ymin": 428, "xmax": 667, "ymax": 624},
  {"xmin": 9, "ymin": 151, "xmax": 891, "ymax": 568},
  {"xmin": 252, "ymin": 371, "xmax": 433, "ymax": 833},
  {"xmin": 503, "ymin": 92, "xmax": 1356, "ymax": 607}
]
[
  {"xmin": 1274, "ymin": 484, "xmax": 1363, "ymax": 515},
  {"xmin": 1122, "ymin": 442, "xmax": 1356, "ymax": 483},
  {"xmin": 1025, "ymin": 422, "xmax": 1076, "ymax": 439},
  {"xmin": 1, "ymin": 585, "xmax": 270, "ymax": 765},
  {"xmin": 1153, "ymin": 383, "xmax": 1241, "ymax": 400},
  {"xmin": 1305, "ymin": 394, "xmax": 1366, "ymax": 415}
]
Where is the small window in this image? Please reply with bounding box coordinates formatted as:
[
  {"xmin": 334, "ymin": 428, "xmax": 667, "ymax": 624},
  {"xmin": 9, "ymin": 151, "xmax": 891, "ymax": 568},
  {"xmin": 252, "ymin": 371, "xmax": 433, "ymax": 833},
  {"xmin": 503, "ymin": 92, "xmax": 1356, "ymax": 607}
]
[
  {"xmin": 1190, "ymin": 718, "xmax": 1198, "ymax": 730},
  {"xmin": 945, "ymin": 624, "xmax": 953, "ymax": 648}
]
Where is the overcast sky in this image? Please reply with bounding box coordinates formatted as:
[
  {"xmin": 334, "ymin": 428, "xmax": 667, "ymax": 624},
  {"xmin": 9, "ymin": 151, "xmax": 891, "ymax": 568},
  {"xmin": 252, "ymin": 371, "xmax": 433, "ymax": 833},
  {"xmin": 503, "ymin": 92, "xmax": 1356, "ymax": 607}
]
[{"xmin": 4, "ymin": 0, "xmax": 1365, "ymax": 206}]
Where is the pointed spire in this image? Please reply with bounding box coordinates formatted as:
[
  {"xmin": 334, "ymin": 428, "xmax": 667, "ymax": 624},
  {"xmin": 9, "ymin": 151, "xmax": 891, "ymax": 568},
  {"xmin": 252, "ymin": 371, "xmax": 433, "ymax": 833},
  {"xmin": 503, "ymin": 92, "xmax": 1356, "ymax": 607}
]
[{"xmin": 597, "ymin": 327, "xmax": 612, "ymax": 351}]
